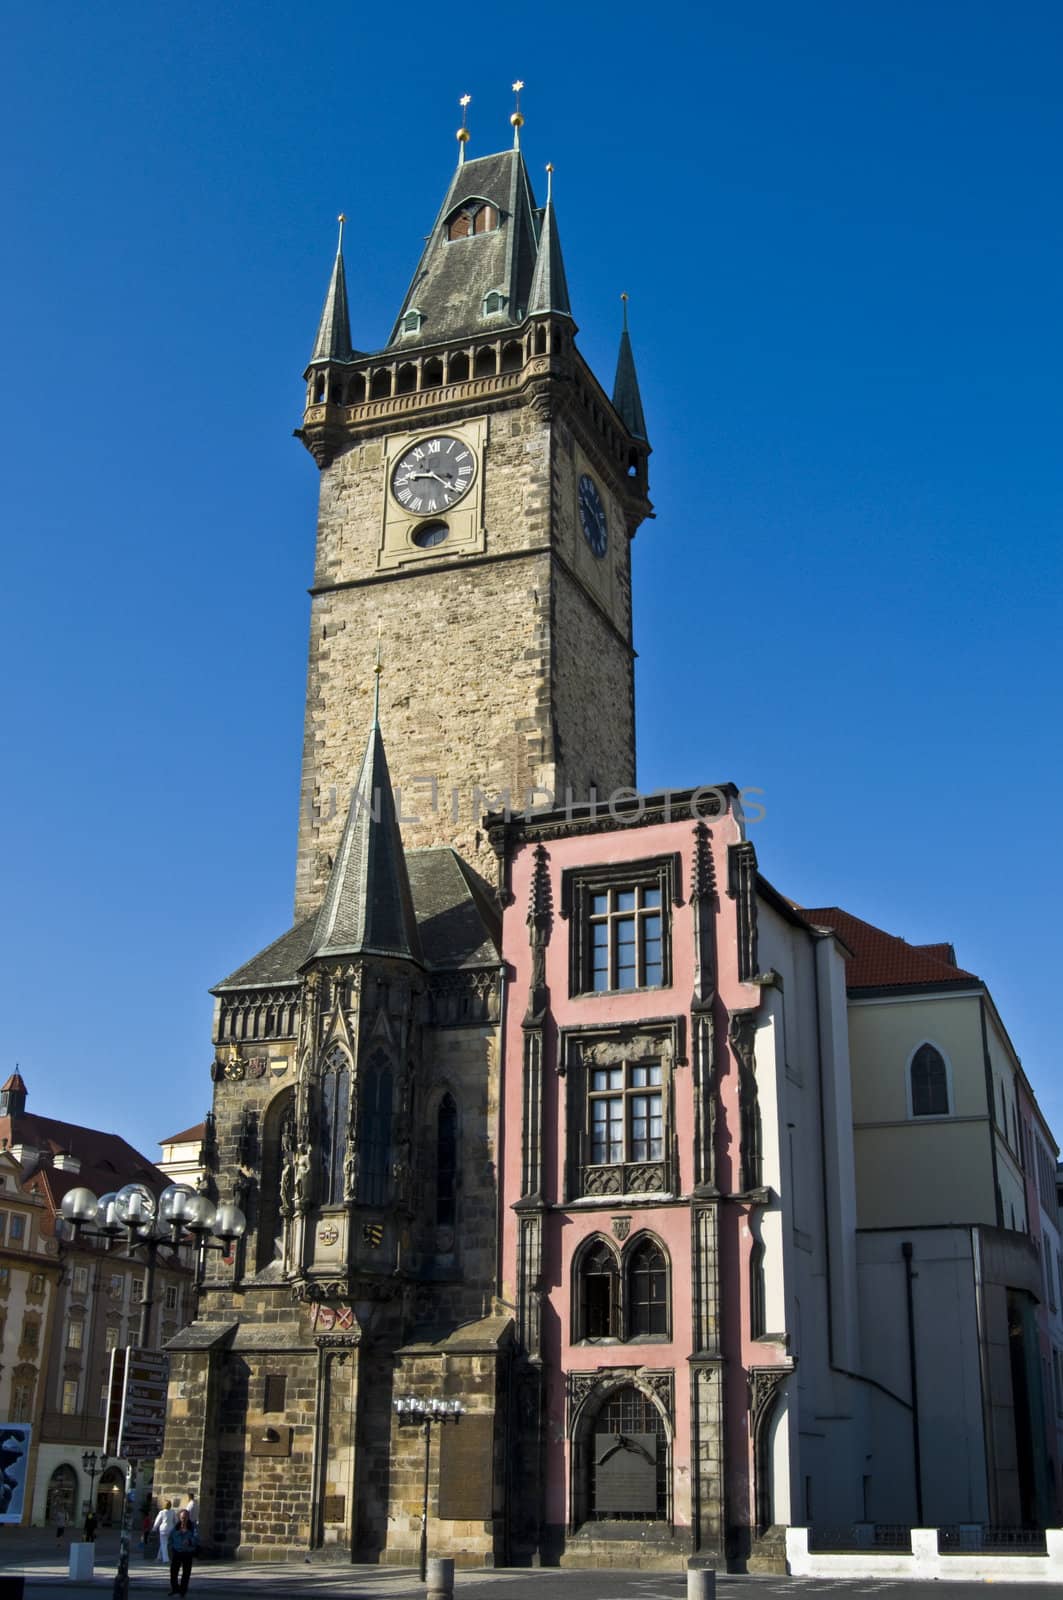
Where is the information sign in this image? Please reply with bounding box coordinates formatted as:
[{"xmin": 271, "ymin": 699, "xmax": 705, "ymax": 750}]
[{"xmin": 103, "ymin": 1347, "xmax": 168, "ymax": 1460}]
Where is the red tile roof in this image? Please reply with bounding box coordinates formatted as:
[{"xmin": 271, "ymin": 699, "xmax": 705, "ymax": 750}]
[
  {"xmin": 800, "ymin": 906, "xmax": 980, "ymax": 991},
  {"xmin": 159, "ymin": 1122, "xmax": 206, "ymax": 1147},
  {"xmin": 0, "ymin": 1108, "xmax": 171, "ymax": 1228}
]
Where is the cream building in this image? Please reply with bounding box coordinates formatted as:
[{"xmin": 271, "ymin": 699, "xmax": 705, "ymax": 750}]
[{"xmin": 805, "ymin": 908, "xmax": 1054, "ymax": 1529}]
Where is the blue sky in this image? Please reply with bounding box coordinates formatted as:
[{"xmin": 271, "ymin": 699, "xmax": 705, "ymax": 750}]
[{"xmin": 1, "ymin": 2, "xmax": 1060, "ymax": 1163}]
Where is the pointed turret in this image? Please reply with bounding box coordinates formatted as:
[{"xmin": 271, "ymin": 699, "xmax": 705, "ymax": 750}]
[
  {"xmin": 0, "ymin": 1070, "xmax": 27, "ymax": 1118},
  {"xmin": 527, "ymin": 165, "xmax": 572, "ymax": 318},
  {"xmin": 612, "ymin": 297, "xmax": 648, "ymax": 442},
  {"xmin": 305, "ymin": 697, "xmax": 422, "ymax": 966},
  {"xmin": 308, "ymin": 216, "xmax": 354, "ymax": 366}
]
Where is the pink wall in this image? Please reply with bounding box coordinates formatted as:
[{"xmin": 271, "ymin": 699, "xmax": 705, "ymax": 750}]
[{"xmin": 499, "ymin": 801, "xmax": 787, "ymax": 1534}]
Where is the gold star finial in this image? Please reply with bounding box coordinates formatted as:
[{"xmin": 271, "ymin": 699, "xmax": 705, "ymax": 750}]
[
  {"xmin": 457, "ymin": 93, "xmax": 471, "ymax": 162},
  {"xmin": 511, "ymin": 79, "xmax": 525, "ymax": 147}
]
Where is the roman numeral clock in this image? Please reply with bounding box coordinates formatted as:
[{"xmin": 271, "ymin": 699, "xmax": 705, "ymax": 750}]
[{"xmin": 379, "ymin": 417, "xmax": 488, "ymax": 569}]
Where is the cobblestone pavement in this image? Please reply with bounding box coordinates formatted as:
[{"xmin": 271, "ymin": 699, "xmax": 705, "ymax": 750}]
[{"xmin": 0, "ymin": 1535, "xmax": 1056, "ymax": 1600}]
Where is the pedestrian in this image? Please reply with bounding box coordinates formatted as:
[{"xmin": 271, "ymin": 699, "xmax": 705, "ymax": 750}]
[
  {"xmin": 168, "ymin": 1509, "xmax": 198, "ymax": 1596},
  {"xmin": 184, "ymin": 1489, "xmax": 198, "ymax": 1529},
  {"xmin": 153, "ymin": 1499, "xmax": 177, "ymax": 1562},
  {"xmin": 141, "ymin": 1507, "xmax": 152, "ymax": 1557},
  {"xmin": 83, "ymin": 1509, "xmax": 98, "ymax": 1542},
  {"xmin": 55, "ymin": 1505, "xmax": 68, "ymax": 1542}
]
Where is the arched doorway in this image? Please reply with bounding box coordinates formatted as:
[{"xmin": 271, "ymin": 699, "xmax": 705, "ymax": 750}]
[
  {"xmin": 46, "ymin": 1463, "xmax": 77, "ymax": 1524},
  {"xmin": 571, "ymin": 1379, "xmax": 671, "ymax": 1528},
  {"xmin": 98, "ymin": 1465, "xmax": 125, "ymax": 1525}
]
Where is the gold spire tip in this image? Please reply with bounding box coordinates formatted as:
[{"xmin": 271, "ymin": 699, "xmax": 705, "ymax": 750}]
[
  {"xmin": 457, "ymin": 93, "xmax": 472, "ymax": 159},
  {"xmin": 510, "ymin": 79, "xmax": 525, "ymax": 143},
  {"xmin": 545, "ymin": 162, "xmax": 554, "ymax": 202},
  {"xmin": 336, "ymin": 213, "xmax": 346, "ymax": 250}
]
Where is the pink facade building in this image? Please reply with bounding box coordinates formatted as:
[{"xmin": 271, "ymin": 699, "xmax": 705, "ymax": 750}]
[{"xmin": 490, "ymin": 789, "xmax": 865, "ymax": 1566}]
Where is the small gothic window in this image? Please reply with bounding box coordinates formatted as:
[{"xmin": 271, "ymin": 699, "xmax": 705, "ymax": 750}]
[
  {"xmin": 474, "ymin": 202, "xmax": 498, "ymax": 233},
  {"xmin": 579, "ymin": 1239, "xmax": 619, "ymax": 1339},
  {"xmin": 264, "ymin": 1374, "xmax": 286, "ymax": 1412},
  {"xmin": 358, "ymin": 1053, "xmax": 393, "ymax": 1207},
  {"xmin": 449, "ymin": 352, "xmax": 469, "ymax": 382},
  {"xmin": 482, "ymin": 290, "xmax": 506, "ymax": 316},
  {"xmin": 436, "ymin": 1094, "xmax": 458, "ymax": 1227},
  {"xmin": 750, "ymin": 1240, "xmax": 766, "ymax": 1338},
  {"xmin": 401, "ymin": 310, "xmax": 423, "ymax": 334},
  {"xmin": 910, "ymin": 1043, "xmax": 949, "ymax": 1117},
  {"xmin": 319, "ymin": 1045, "xmax": 350, "ymax": 1205},
  {"xmin": 313, "ymin": 374, "xmax": 325, "ymax": 404},
  {"xmin": 448, "ymin": 210, "xmax": 471, "ymax": 240},
  {"xmin": 627, "ymin": 1237, "xmax": 668, "ymax": 1338}
]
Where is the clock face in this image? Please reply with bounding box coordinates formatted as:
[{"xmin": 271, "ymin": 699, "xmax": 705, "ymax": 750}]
[
  {"xmin": 391, "ymin": 435, "xmax": 476, "ymax": 515},
  {"xmin": 578, "ymin": 474, "xmax": 608, "ymax": 558}
]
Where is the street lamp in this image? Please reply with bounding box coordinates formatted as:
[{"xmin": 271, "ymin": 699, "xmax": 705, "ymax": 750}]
[
  {"xmin": 81, "ymin": 1448, "xmax": 106, "ymax": 1517},
  {"xmin": 392, "ymin": 1395, "xmax": 464, "ymax": 1581},
  {"xmin": 60, "ymin": 1182, "xmax": 247, "ymax": 1345},
  {"xmin": 59, "ymin": 1181, "xmax": 246, "ymax": 1600}
]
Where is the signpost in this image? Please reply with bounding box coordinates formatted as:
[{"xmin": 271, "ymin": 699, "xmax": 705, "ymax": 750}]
[{"xmin": 104, "ymin": 1349, "xmax": 168, "ymax": 1600}]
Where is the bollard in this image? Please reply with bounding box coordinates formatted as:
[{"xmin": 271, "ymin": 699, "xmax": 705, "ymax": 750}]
[
  {"xmin": 426, "ymin": 1556, "xmax": 454, "ymax": 1598},
  {"xmin": 687, "ymin": 1569, "xmax": 716, "ymax": 1600},
  {"xmin": 68, "ymin": 1542, "xmax": 95, "ymax": 1582}
]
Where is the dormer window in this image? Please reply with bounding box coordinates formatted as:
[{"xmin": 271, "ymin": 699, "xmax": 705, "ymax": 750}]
[
  {"xmin": 401, "ymin": 309, "xmax": 424, "ymax": 335},
  {"xmin": 446, "ymin": 201, "xmax": 499, "ymax": 241},
  {"xmin": 482, "ymin": 290, "xmax": 508, "ymax": 316}
]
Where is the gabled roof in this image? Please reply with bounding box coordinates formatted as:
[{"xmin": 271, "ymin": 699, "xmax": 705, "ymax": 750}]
[
  {"xmin": 0, "ymin": 1106, "xmax": 172, "ymax": 1230},
  {"xmin": 306, "ymin": 718, "xmax": 423, "ymax": 965},
  {"xmin": 388, "ymin": 149, "xmax": 544, "ymax": 346},
  {"xmin": 159, "ymin": 1122, "xmax": 206, "ymax": 1147},
  {"xmin": 800, "ymin": 906, "xmax": 980, "ymax": 992}
]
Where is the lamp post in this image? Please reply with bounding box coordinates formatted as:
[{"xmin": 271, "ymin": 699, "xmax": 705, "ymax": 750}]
[
  {"xmin": 81, "ymin": 1448, "xmax": 106, "ymax": 1518},
  {"xmin": 59, "ymin": 1181, "xmax": 246, "ymax": 1600},
  {"xmin": 392, "ymin": 1395, "xmax": 464, "ymax": 1581}
]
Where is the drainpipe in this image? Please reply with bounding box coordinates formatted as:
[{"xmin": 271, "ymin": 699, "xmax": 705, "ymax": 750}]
[{"xmin": 901, "ymin": 1242, "xmax": 924, "ymax": 1525}]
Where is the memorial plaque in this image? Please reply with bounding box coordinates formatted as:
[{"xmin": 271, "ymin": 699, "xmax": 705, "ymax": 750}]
[
  {"xmin": 437, "ymin": 1413, "xmax": 493, "ymax": 1520},
  {"xmin": 322, "ymin": 1494, "xmax": 345, "ymax": 1522},
  {"xmin": 594, "ymin": 1432, "xmax": 657, "ymax": 1515}
]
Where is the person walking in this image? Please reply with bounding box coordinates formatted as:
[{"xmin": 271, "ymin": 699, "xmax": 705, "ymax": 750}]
[
  {"xmin": 168, "ymin": 1509, "xmax": 198, "ymax": 1596},
  {"xmin": 184, "ymin": 1489, "xmax": 198, "ymax": 1529},
  {"xmin": 54, "ymin": 1505, "xmax": 67, "ymax": 1542},
  {"xmin": 153, "ymin": 1500, "xmax": 177, "ymax": 1562},
  {"xmin": 83, "ymin": 1509, "xmax": 98, "ymax": 1542}
]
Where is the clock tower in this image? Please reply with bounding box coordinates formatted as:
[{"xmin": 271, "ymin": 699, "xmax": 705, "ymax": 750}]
[{"xmin": 294, "ymin": 132, "xmax": 652, "ymax": 917}]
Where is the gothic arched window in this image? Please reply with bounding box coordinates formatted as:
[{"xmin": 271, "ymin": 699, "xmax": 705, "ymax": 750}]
[
  {"xmin": 577, "ymin": 1238, "xmax": 619, "ymax": 1340},
  {"xmin": 626, "ymin": 1237, "xmax": 669, "ymax": 1339},
  {"xmin": 910, "ymin": 1042, "xmax": 949, "ymax": 1117},
  {"xmin": 358, "ymin": 1052, "xmax": 393, "ymax": 1207},
  {"xmin": 319, "ymin": 1045, "xmax": 350, "ymax": 1205},
  {"xmin": 436, "ymin": 1093, "xmax": 458, "ymax": 1227}
]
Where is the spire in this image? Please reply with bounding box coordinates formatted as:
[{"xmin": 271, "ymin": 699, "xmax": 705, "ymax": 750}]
[
  {"xmin": 612, "ymin": 294, "xmax": 648, "ymax": 442},
  {"xmin": 0, "ymin": 1069, "xmax": 27, "ymax": 1118},
  {"xmin": 456, "ymin": 94, "xmax": 471, "ymax": 165},
  {"xmin": 527, "ymin": 164, "xmax": 572, "ymax": 319},
  {"xmin": 309, "ymin": 215, "xmax": 354, "ymax": 366},
  {"xmin": 510, "ymin": 80, "xmax": 525, "ymax": 150},
  {"xmin": 306, "ymin": 708, "xmax": 422, "ymax": 967}
]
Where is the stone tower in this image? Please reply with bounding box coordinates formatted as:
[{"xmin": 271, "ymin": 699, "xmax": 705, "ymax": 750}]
[
  {"xmin": 154, "ymin": 117, "xmax": 652, "ymax": 1568},
  {"xmin": 294, "ymin": 145, "xmax": 652, "ymax": 918}
]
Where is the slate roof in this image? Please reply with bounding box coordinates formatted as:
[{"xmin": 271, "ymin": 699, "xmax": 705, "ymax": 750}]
[
  {"xmin": 309, "ymin": 235, "xmax": 355, "ymax": 365},
  {"xmin": 214, "ymin": 849, "xmax": 499, "ymax": 991},
  {"xmin": 800, "ymin": 906, "xmax": 980, "ymax": 992},
  {"xmin": 613, "ymin": 324, "xmax": 648, "ymax": 442},
  {"xmin": 527, "ymin": 197, "xmax": 571, "ymax": 318},
  {"xmin": 307, "ymin": 719, "xmax": 423, "ymax": 965},
  {"xmin": 388, "ymin": 150, "xmax": 543, "ymax": 346}
]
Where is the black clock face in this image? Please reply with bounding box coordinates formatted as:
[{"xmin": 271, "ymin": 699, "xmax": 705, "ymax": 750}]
[
  {"xmin": 391, "ymin": 436, "xmax": 476, "ymax": 515},
  {"xmin": 578, "ymin": 474, "xmax": 608, "ymax": 558}
]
